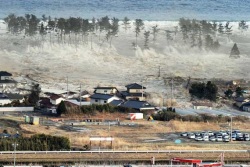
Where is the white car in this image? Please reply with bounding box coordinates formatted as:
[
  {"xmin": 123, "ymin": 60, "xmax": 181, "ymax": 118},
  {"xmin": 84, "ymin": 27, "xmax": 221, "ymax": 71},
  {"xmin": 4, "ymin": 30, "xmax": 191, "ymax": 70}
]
[
  {"xmin": 188, "ymin": 133, "xmax": 195, "ymax": 139},
  {"xmin": 195, "ymin": 137, "xmax": 203, "ymax": 141},
  {"xmin": 216, "ymin": 136, "xmax": 223, "ymax": 142}
]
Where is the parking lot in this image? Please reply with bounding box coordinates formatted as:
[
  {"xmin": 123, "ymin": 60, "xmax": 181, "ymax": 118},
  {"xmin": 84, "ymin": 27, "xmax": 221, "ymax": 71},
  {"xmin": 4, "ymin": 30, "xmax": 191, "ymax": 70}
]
[{"xmin": 179, "ymin": 130, "xmax": 250, "ymax": 142}]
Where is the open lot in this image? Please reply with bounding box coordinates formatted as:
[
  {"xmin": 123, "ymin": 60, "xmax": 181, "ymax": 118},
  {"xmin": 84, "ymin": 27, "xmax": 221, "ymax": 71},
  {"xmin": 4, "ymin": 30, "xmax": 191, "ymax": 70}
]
[{"xmin": 0, "ymin": 111, "xmax": 250, "ymax": 151}]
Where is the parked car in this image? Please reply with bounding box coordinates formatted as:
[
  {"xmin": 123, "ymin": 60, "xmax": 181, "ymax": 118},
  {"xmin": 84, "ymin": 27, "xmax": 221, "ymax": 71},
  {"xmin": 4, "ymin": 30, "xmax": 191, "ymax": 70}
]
[
  {"xmin": 223, "ymin": 136, "xmax": 230, "ymax": 142},
  {"xmin": 188, "ymin": 133, "xmax": 195, "ymax": 139},
  {"xmin": 216, "ymin": 136, "xmax": 223, "ymax": 142},
  {"xmin": 0, "ymin": 133, "xmax": 11, "ymax": 138},
  {"xmin": 180, "ymin": 132, "xmax": 188, "ymax": 137},
  {"xmin": 195, "ymin": 137, "xmax": 203, "ymax": 141},
  {"xmin": 207, "ymin": 131, "xmax": 214, "ymax": 136},
  {"xmin": 244, "ymin": 137, "xmax": 250, "ymax": 141},
  {"xmin": 243, "ymin": 133, "xmax": 249, "ymax": 138},
  {"xmin": 209, "ymin": 136, "xmax": 216, "ymax": 142}
]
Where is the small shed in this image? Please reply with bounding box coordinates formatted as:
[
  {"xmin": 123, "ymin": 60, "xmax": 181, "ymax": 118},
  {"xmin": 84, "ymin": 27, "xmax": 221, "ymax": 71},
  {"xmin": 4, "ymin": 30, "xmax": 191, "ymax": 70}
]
[
  {"xmin": 127, "ymin": 113, "xmax": 144, "ymax": 120},
  {"xmin": 30, "ymin": 116, "xmax": 40, "ymax": 125},
  {"xmin": 24, "ymin": 115, "xmax": 30, "ymax": 123},
  {"xmin": 193, "ymin": 102, "xmax": 212, "ymax": 110}
]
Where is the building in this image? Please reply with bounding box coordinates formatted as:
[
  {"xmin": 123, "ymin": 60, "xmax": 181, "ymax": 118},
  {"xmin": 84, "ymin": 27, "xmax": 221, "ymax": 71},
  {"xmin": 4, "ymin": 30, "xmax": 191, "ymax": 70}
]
[
  {"xmin": 94, "ymin": 86, "xmax": 119, "ymax": 95},
  {"xmin": 121, "ymin": 83, "xmax": 146, "ymax": 101},
  {"xmin": 49, "ymin": 94, "xmax": 65, "ymax": 105},
  {"xmin": 0, "ymin": 71, "xmax": 17, "ymax": 91},
  {"xmin": 193, "ymin": 102, "xmax": 213, "ymax": 110},
  {"xmin": 0, "ymin": 93, "xmax": 11, "ymax": 106},
  {"xmin": 90, "ymin": 93, "xmax": 120, "ymax": 105},
  {"xmin": 120, "ymin": 100, "xmax": 155, "ymax": 111},
  {"xmin": 234, "ymin": 97, "xmax": 249, "ymax": 108}
]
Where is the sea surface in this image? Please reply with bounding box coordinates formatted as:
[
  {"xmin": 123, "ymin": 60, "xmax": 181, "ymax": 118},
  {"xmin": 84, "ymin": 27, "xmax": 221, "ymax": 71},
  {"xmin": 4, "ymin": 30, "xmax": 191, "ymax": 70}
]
[{"xmin": 0, "ymin": 0, "xmax": 250, "ymax": 21}]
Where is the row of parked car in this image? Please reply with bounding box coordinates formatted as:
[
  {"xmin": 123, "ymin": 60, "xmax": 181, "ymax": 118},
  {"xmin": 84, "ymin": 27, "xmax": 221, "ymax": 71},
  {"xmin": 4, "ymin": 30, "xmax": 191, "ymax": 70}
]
[
  {"xmin": 180, "ymin": 130, "xmax": 250, "ymax": 142},
  {"xmin": 0, "ymin": 133, "xmax": 20, "ymax": 139}
]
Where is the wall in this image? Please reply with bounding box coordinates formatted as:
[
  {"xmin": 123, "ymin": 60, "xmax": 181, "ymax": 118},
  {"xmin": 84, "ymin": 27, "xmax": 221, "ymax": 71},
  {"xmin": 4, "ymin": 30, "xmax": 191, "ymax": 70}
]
[
  {"xmin": 95, "ymin": 89, "xmax": 117, "ymax": 94},
  {"xmin": 0, "ymin": 107, "xmax": 34, "ymax": 112}
]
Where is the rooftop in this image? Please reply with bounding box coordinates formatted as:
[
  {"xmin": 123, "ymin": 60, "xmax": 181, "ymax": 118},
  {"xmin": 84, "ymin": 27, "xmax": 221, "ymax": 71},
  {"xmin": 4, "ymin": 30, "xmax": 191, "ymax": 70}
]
[
  {"xmin": 125, "ymin": 83, "xmax": 146, "ymax": 89},
  {"xmin": 0, "ymin": 71, "xmax": 12, "ymax": 77},
  {"xmin": 90, "ymin": 93, "xmax": 116, "ymax": 100}
]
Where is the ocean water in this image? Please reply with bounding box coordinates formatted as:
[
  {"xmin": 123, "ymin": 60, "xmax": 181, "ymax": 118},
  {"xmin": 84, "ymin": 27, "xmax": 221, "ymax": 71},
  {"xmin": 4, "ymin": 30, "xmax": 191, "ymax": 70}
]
[{"xmin": 0, "ymin": 0, "xmax": 250, "ymax": 21}]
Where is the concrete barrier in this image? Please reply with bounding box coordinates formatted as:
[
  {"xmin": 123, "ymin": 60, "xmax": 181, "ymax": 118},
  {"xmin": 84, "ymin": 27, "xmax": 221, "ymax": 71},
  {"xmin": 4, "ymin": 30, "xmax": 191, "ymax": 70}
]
[{"xmin": 0, "ymin": 107, "xmax": 34, "ymax": 112}]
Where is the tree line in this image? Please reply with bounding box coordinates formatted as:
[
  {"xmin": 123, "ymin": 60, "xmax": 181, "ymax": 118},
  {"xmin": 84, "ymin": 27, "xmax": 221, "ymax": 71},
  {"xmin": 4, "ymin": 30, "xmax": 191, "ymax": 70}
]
[
  {"xmin": 0, "ymin": 134, "xmax": 70, "ymax": 151},
  {"xmin": 4, "ymin": 14, "xmax": 248, "ymax": 52}
]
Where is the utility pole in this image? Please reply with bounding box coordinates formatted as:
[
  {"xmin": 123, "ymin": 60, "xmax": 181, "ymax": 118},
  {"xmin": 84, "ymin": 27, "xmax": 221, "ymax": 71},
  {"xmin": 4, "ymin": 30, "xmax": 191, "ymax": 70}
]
[
  {"xmin": 66, "ymin": 76, "xmax": 69, "ymax": 100},
  {"xmin": 12, "ymin": 142, "xmax": 18, "ymax": 167},
  {"xmin": 79, "ymin": 83, "xmax": 82, "ymax": 110},
  {"xmin": 158, "ymin": 66, "xmax": 161, "ymax": 77},
  {"xmin": 141, "ymin": 80, "xmax": 144, "ymax": 101},
  {"xmin": 230, "ymin": 115, "xmax": 233, "ymax": 142},
  {"xmin": 171, "ymin": 78, "xmax": 173, "ymax": 107}
]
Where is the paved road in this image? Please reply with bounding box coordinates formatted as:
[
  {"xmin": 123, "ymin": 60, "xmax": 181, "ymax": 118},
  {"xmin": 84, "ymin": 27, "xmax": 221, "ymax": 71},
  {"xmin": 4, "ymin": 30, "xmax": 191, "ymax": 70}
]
[{"xmin": 176, "ymin": 108, "xmax": 250, "ymax": 118}]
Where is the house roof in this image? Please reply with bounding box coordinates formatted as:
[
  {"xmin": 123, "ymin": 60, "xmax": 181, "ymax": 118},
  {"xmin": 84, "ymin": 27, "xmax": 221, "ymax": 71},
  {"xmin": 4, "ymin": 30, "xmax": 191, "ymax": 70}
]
[
  {"xmin": 0, "ymin": 71, "xmax": 12, "ymax": 76},
  {"xmin": 94, "ymin": 86, "xmax": 117, "ymax": 90},
  {"xmin": 0, "ymin": 93, "xmax": 8, "ymax": 99},
  {"xmin": 90, "ymin": 93, "xmax": 116, "ymax": 100},
  {"xmin": 125, "ymin": 83, "xmax": 146, "ymax": 89},
  {"xmin": 5, "ymin": 93, "xmax": 24, "ymax": 100},
  {"xmin": 235, "ymin": 97, "xmax": 249, "ymax": 102},
  {"xmin": 0, "ymin": 80, "xmax": 16, "ymax": 84},
  {"xmin": 120, "ymin": 100, "xmax": 154, "ymax": 110},
  {"xmin": 50, "ymin": 94, "xmax": 64, "ymax": 100},
  {"xmin": 39, "ymin": 97, "xmax": 53, "ymax": 107},
  {"xmin": 110, "ymin": 100, "xmax": 124, "ymax": 106}
]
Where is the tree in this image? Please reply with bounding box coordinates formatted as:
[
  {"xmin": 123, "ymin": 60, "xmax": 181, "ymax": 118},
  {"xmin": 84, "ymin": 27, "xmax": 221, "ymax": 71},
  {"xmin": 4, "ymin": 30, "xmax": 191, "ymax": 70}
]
[
  {"xmin": 57, "ymin": 101, "xmax": 67, "ymax": 116},
  {"xmin": 123, "ymin": 17, "xmax": 130, "ymax": 31},
  {"xmin": 152, "ymin": 25, "xmax": 160, "ymax": 42},
  {"xmin": 212, "ymin": 40, "xmax": 220, "ymax": 51},
  {"xmin": 28, "ymin": 83, "xmax": 41, "ymax": 105},
  {"xmin": 230, "ymin": 43, "xmax": 240, "ymax": 58},
  {"xmin": 205, "ymin": 35, "xmax": 213, "ymax": 50},
  {"xmin": 205, "ymin": 81, "xmax": 218, "ymax": 101},
  {"xmin": 189, "ymin": 81, "xmax": 218, "ymax": 101},
  {"xmin": 238, "ymin": 20, "xmax": 248, "ymax": 32},
  {"xmin": 218, "ymin": 23, "xmax": 224, "ymax": 34},
  {"xmin": 224, "ymin": 89, "xmax": 233, "ymax": 99},
  {"xmin": 165, "ymin": 30, "xmax": 173, "ymax": 43},
  {"xmin": 144, "ymin": 31, "xmax": 150, "ymax": 49},
  {"xmin": 224, "ymin": 21, "xmax": 232, "ymax": 39},
  {"xmin": 26, "ymin": 14, "xmax": 40, "ymax": 36},
  {"xmin": 235, "ymin": 87, "xmax": 243, "ymax": 97},
  {"xmin": 134, "ymin": 19, "xmax": 144, "ymax": 47},
  {"xmin": 106, "ymin": 17, "xmax": 119, "ymax": 47}
]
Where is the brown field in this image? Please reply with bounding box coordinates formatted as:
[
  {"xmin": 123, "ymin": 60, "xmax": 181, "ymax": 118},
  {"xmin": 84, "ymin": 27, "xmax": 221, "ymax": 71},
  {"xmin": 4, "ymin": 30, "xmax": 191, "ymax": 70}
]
[{"xmin": 2, "ymin": 112, "xmax": 247, "ymax": 151}]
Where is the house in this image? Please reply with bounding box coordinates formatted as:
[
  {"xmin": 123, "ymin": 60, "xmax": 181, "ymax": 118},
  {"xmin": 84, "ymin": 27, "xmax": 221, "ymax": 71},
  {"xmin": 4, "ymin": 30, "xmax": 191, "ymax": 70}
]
[
  {"xmin": 109, "ymin": 100, "xmax": 124, "ymax": 106},
  {"xmin": 0, "ymin": 71, "xmax": 12, "ymax": 80},
  {"xmin": 94, "ymin": 86, "xmax": 118, "ymax": 95},
  {"xmin": 0, "ymin": 71, "xmax": 17, "ymax": 90},
  {"xmin": 0, "ymin": 93, "xmax": 24, "ymax": 106},
  {"xmin": 193, "ymin": 102, "xmax": 213, "ymax": 110},
  {"xmin": 120, "ymin": 100, "xmax": 155, "ymax": 111},
  {"xmin": 0, "ymin": 93, "xmax": 11, "ymax": 106},
  {"xmin": 121, "ymin": 83, "xmax": 146, "ymax": 101},
  {"xmin": 90, "ymin": 93, "xmax": 120, "ymax": 105},
  {"xmin": 234, "ymin": 97, "xmax": 249, "ymax": 108},
  {"xmin": 49, "ymin": 94, "xmax": 65, "ymax": 105},
  {"xmin": 241, "ymin": 102, "xmax": 250, "ymax": 112}
]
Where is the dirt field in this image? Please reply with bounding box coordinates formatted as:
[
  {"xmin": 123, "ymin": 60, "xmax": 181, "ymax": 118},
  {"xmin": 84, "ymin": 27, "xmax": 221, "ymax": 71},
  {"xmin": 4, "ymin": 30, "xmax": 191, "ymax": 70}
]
[{"xmin": 2, "ymin": 112, "xmax": 249, "ymax": 151}]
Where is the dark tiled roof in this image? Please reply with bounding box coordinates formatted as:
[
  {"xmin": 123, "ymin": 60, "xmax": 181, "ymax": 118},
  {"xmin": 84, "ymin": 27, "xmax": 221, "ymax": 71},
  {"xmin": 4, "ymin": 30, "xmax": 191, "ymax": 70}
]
[
  {"xmin": 90, "ymin": 93, "xmax": 116, "ymax": 100},
  {"xmin": 0, "ymin": 93, "xmax": 8, "ymax": 99},
  {"xmin": 5, "ymin": 93, "xmax": 24, "ymax": 100},
  {"xmin": 125, "ymin": 83, "xmax": 146, "ymax": 89},
  {"xmin": 0, "ymin": 71, "xmax": 12, "ymax": 76},
  {"xmin": 39, "ymin": 97, "xmax": 53, "ymax": 107},
  {"xmin": 235, "ymin": 97, "xmax": 248, "ymax": 102},
  {"xmin": 120, "ymin": 100, "xmax": 154, "ymax": 110},
  {"xmin": 0, "ymin": 80, "xmax": 16, "ymax": 83},
  {"xmin": 50, "ymin": 94, "xmax": 64, "ymax": 100},
  {"xmin": 110, "ymin": 100, "xmax": 123, "ymax": 106}
]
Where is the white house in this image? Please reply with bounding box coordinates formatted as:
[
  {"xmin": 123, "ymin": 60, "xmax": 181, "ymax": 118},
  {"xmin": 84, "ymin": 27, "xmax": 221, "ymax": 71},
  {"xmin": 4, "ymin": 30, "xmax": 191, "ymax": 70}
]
[
  {"xmin": 0, "ymin": 71, "xmax": 12, "ymax": 81},
  {"xmin": 90, "ymin": 93, "xmax": 120, "ymax": 105},
  {"xmin": 94, "ymin": 87, "xmax": 118, "ymax": 95},
  {"xmin": 49, "ymin": 94, "xmax": 65, "ymax": 105}
]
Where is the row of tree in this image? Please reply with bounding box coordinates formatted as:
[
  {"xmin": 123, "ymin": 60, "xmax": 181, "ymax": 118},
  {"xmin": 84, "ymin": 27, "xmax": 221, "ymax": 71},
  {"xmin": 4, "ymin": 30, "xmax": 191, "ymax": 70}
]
[
  {"xmin": 0, "ymin": 134, "xmax": 70, "ymax": 151},
  {"xmin": 189, "ymin": 81, "xmax": 218, "ymax": 101},
  {"xmin": 4, "ymin": 14, "xmax": 247, "ymax": 51}
]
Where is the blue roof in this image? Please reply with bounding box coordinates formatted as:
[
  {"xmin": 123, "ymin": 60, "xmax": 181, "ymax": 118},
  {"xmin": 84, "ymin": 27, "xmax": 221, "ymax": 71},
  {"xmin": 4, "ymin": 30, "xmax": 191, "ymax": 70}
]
[
  {"xmin": 120, "ymin": 100, "xmax": 154, "ymax": 110},
  {"xmin": 110, "ymin": 100, "xmax": 123, "ymax": 106},
  {"xmin": 90, "ymin": 93, "xmax": 116, "ymax": 100}
]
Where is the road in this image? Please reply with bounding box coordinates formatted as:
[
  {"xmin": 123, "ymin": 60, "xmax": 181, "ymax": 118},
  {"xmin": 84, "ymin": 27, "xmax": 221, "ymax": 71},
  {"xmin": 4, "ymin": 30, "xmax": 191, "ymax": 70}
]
[{"xmin": 176, "ymin": 108, "xmax": 250, "ymax": 118}]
